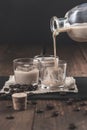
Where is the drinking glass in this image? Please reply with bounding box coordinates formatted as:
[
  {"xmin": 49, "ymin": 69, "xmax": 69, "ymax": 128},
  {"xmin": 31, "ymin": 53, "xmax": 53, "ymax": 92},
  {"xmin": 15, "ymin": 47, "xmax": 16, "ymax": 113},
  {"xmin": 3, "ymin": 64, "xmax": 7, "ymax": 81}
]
[
  {"xmin": 34, "ymin": 54, "xmax": 59, "ymax": 67},
  {"xmin": 13, "ymin": 58, "xmax": 39, "ymax": 85},
  {"xmin": 40, "ymin": 60, "xmax": 67, "ymax": 89},
  {"xmin": 34, "ymin": 55, "xmax": 59, "ymax": 89}
]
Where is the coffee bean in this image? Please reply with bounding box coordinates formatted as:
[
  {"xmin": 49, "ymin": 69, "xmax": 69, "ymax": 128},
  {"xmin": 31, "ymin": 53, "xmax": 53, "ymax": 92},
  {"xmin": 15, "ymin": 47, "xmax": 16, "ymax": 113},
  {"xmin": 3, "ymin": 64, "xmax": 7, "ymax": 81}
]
[
  {"xmin": 9, "ymin": 85, "xmax": 15, "ymax": 89},
  {"xmin": 4, "ymin": 88, "xmax": 9, "ymax": 92},
  {"xmin": 28, "ymin": 92, "xmax": 34, "ymax": 96},
  {"xmin": 66, "ymin": 99, "xmax": 73, "ymax": 105},
  {"xmin": 10, "ymin": 89, "xmax": 15, "ymax": 94},
  {"xmin": 68, "ymin": 87, "xmax": 75, "ymax": 91},
  {"xmin": 14, "ymin": 84, "xmax": 21, "ymax": 88},
  {"xmin": 27, "ymin": 101, "xmax": 30, "ymax": 104},
  {"xmin": 21, "ymin": 85, "xmax": 30, "ymax": 91},
  {"xmin": 33, "ymin": 85, "xmax": 38, "ymax": 90},
  {"xmin": 31, "ymin": 101, "xmax": 37, "ymax": 105},
  {"xmin": 73, "ymin": 106, "xmax": 81, "ymax": 112},
  {"xmin": 52, "ymin": 111, "xmax": 59, "ymax": 117},
  {"xmin": 9, "ymin": 84, "xmax": 38, "ymax": 94},
  {"xmin": 6, "ymin": 115, "xmax": 14, "ymax": 120},
  {"xmin": 68, "ymin": 123, "xmax": 77, "ymax": 129},
  {"xmin": 6, "ymin": 105, "xmax": 12, "ymax": 109},
  {"xmin": 15, "ymin": 89, "xmax": 22, "ymax": 93},
  {"xmin": 36, "ymin": 109, "xmax": 44, "ymax": 113},
  {"xmin": 79, "ymin": 102, "xmax": 87, "ymax": 107},
  {"xmin": 27, "ymin": 84, "xmax": 38, "ymax": 91},
  {"xmin": 46, "ymin": 104, "xmax": 55, "ymax": 110}
]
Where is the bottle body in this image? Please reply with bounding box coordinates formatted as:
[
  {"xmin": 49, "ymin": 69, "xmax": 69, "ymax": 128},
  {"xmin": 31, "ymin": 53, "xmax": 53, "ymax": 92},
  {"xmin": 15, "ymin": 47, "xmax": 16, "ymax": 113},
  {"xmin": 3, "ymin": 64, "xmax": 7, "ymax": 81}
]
[{"xmin": 50, "ymin": 3, "xmax": 87, "ymax": 42}]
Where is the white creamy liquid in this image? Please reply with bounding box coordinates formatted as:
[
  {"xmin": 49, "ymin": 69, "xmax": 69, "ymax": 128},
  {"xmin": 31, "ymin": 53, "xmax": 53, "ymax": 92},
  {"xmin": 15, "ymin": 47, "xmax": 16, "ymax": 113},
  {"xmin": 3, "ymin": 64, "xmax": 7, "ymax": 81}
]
[
  {"xmin": 53, "ymin": 32, "xmax": 58, "ymax": 68},
  {"xmin": 59, "ymin": 23, "xmax": 87, "ymax": 42},
  {"xmin": 52, "ymin": 23, "xmax": 87, "ymax": 67},
  {"xmin": 14, "ymin": 68, "xmax": 39, "ymax": 85}
]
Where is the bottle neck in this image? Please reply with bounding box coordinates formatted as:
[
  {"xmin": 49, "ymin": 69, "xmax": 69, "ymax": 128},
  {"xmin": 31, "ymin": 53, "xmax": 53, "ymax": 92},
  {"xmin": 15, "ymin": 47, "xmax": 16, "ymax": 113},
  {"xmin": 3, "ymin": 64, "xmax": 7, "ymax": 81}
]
[{"xmin": 50, "ymin": 16, "xmax": 70, "ymax": 36}]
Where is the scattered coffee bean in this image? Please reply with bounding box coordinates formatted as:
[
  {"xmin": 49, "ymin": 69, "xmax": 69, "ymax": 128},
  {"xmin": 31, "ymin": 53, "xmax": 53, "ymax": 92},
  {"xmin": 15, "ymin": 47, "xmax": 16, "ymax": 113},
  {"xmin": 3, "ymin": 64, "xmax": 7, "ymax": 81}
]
[
  {"xmin": 27, "ymin": 101, "xmax": 30, "ymax": 104},
  {"xmin": 15, "ymin": 89, "xmax": 22, "ymax": 93},
  {"xmin": 6, "ymin": 105, "xmax": 12, "ymax": 109},
  {"xmin": 66, "ymin": 99, "xmax": 73, "ymax": 105},
  {"xmin": 46, "ymin": 103, "xmax": 55, "ymax": 110},
  {"xmin": 28, "ymin": 92, "xmax": 34, "ymax": 96},
  {"xmin": 44, "ymin": 86, "xmax": 48, "ymax": 89},
  {"xmin": 9, "ymin": 85, "xmax": 15, "ymax": 89},
  {"xmin": 68, "ymin": 123, "xmax": 77, "ymax": 129},
  {"xmin": 10, "ymin": 89, "xmax": 15, "ymax": 94},
  {"xmin": 4, "ymin": 88, "xmax": 9, "ymax": 92},
  {"xmin": 14, "ymin": 84, "xmax": 21, "ymax": 88},
  {"xmin": 36, "ymin": 109, "xmax": 44, "ymax": 113},
  {"xmin": 9, "ymin": 84, "xmax": 38, "ymax": 94},
  {"xmin": 73, "ymin": 106, "xmax": 81, "ymax": 112},
  {"xmin": 6, "ymin": 115, "xmax": 14, "ymax": 120},
  {"xmin": 27, "ymin": 84, "xmax": 36, "ymax": 91},
  {"xmin": 52, "ymin": 111, "xmax": 59, "ymax": 117},
  {"xmin": 31, "ymin": 101, "xmax": 37, "ymax": 105},
  {"xmin": 68, "ymin": 87, "xmax": 75, "ymax": 91},
  {"xmin": 83, "ymin": 109, "xmax": 87, "ymax": 115},
  {"xmin": 33, "ymin": 85, "xmax": 38, "ymax": 91},
  {"xmin": 20, "ymin": 85, "xmax": 28, "ymax": 90},
  {"xmin": 79, "ymin": 102, "xmax": 87, "ymax": 107}
]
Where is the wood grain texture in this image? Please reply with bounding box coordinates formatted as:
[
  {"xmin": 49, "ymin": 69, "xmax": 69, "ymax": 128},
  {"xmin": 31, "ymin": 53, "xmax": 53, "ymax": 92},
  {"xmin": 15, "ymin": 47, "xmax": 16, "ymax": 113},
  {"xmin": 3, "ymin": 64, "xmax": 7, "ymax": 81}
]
[
  {"xmin": 0, "ymin": 100, "xmax": 36, "ymax": 130},
  {"xmin": 0, "ymin": 42, "xmax": 86, "ymax": 76},
  {"xmin": 0, "ymin": 100, "xmax": 87, "ymax": 130}
]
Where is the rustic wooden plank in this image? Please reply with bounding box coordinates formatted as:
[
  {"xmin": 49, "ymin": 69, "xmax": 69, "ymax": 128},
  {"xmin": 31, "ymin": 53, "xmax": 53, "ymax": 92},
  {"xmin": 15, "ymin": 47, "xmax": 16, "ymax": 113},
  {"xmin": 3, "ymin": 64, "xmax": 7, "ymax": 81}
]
[
  {"xmin": 33, "ymin": 100, "xmax": 58, "ymax": 130},
  {"xmin": 56, "ymin": 42, "xmax": 87, "ymax": 76},
  {"xmin": 33, "ymin": 100, "xmax": 87, "ymax": 130},
  {"xmin": 0, "ymin": 99, "xmax": 87, "ymax": 130},
  {"xmin": 0, "ymin": 44, "xmax": 9, "ymax": 58},
  {"xmin": 79, "ymin": 44, "xmax": 87, "ymax": 62},
  {"xmin": 0, "ymin": 100, "xmax": 36, "ymax": 130},
  {"xmin": 71, "ymin": 43, "xmax": 87, "ymax": 76},
  {"xmin": 0, "ymin": 42, "xmax": 86, "ymax": 76}
]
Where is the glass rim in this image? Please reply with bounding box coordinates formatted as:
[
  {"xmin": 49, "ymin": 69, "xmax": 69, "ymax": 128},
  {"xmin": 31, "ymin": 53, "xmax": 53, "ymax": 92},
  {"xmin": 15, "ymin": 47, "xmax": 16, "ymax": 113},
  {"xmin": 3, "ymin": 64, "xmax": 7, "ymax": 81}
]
[
  {"xmin": 58, "ymin": 60, "xmax": 67, "ymax": 65},
  {"xmin": 34, "ymin": 55, "xmax": 59, "ymax": 59},
  {"xmin": 13, "ymin": 58, "xmax": 34, "ymax": 64}
]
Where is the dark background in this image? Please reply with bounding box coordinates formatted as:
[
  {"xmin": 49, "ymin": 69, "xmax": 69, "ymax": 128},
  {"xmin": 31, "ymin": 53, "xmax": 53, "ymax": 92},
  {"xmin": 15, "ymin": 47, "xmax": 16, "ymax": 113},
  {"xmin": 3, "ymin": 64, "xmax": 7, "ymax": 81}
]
[
  {"xmin": 0, "ymin": 0, "xmax": 87, "ymax": 76},
  {"xmin": 0, "ymin": 0, "xmax": 87, "ymax": 46}
]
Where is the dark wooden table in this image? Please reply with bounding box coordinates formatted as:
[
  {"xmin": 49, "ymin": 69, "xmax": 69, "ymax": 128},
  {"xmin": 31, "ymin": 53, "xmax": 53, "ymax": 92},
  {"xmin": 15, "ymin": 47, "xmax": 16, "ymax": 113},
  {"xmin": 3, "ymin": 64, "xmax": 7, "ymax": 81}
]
[
  {"xmin": 0, "ymin": 42, "xmax": 87, "ymax": 76},
  {"xmin": 0, "ymin": 77, "xmax": 87, "ymax": 130}
]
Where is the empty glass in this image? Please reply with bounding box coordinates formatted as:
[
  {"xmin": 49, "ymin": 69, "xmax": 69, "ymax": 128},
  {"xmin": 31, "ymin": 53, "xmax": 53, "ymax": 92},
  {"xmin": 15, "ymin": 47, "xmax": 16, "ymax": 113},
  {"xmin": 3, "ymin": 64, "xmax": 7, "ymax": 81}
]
[{"xmin": 13, "ymin": 58, "xmax": 39, "ymax": 85}]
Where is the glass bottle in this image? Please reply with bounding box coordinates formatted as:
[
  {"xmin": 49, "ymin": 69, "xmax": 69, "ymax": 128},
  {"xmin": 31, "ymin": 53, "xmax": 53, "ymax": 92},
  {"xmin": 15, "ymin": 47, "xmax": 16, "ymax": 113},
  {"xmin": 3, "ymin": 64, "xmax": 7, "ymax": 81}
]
[{"xmin": 50, "ymin": 3, "xmax": 87, "ymax": 42}]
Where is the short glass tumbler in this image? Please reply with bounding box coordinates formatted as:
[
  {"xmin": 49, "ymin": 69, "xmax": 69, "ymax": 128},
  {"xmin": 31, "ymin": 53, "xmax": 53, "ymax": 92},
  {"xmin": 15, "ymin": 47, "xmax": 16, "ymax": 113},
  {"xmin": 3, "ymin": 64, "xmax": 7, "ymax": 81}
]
[
  {"xmin": 13, "ymin": 58, "xmax": 39, "ymax": 85},
  {"xmin": 34, "ymin": 55, "xmax": 59, "ymax": 66},
  {"xmin": 34, "ymin": 55, "xmax": 59, "ymax": 88},
  {"xmin": 40, "ymin": 60, "xmax": 67, "ymax": 89}
]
